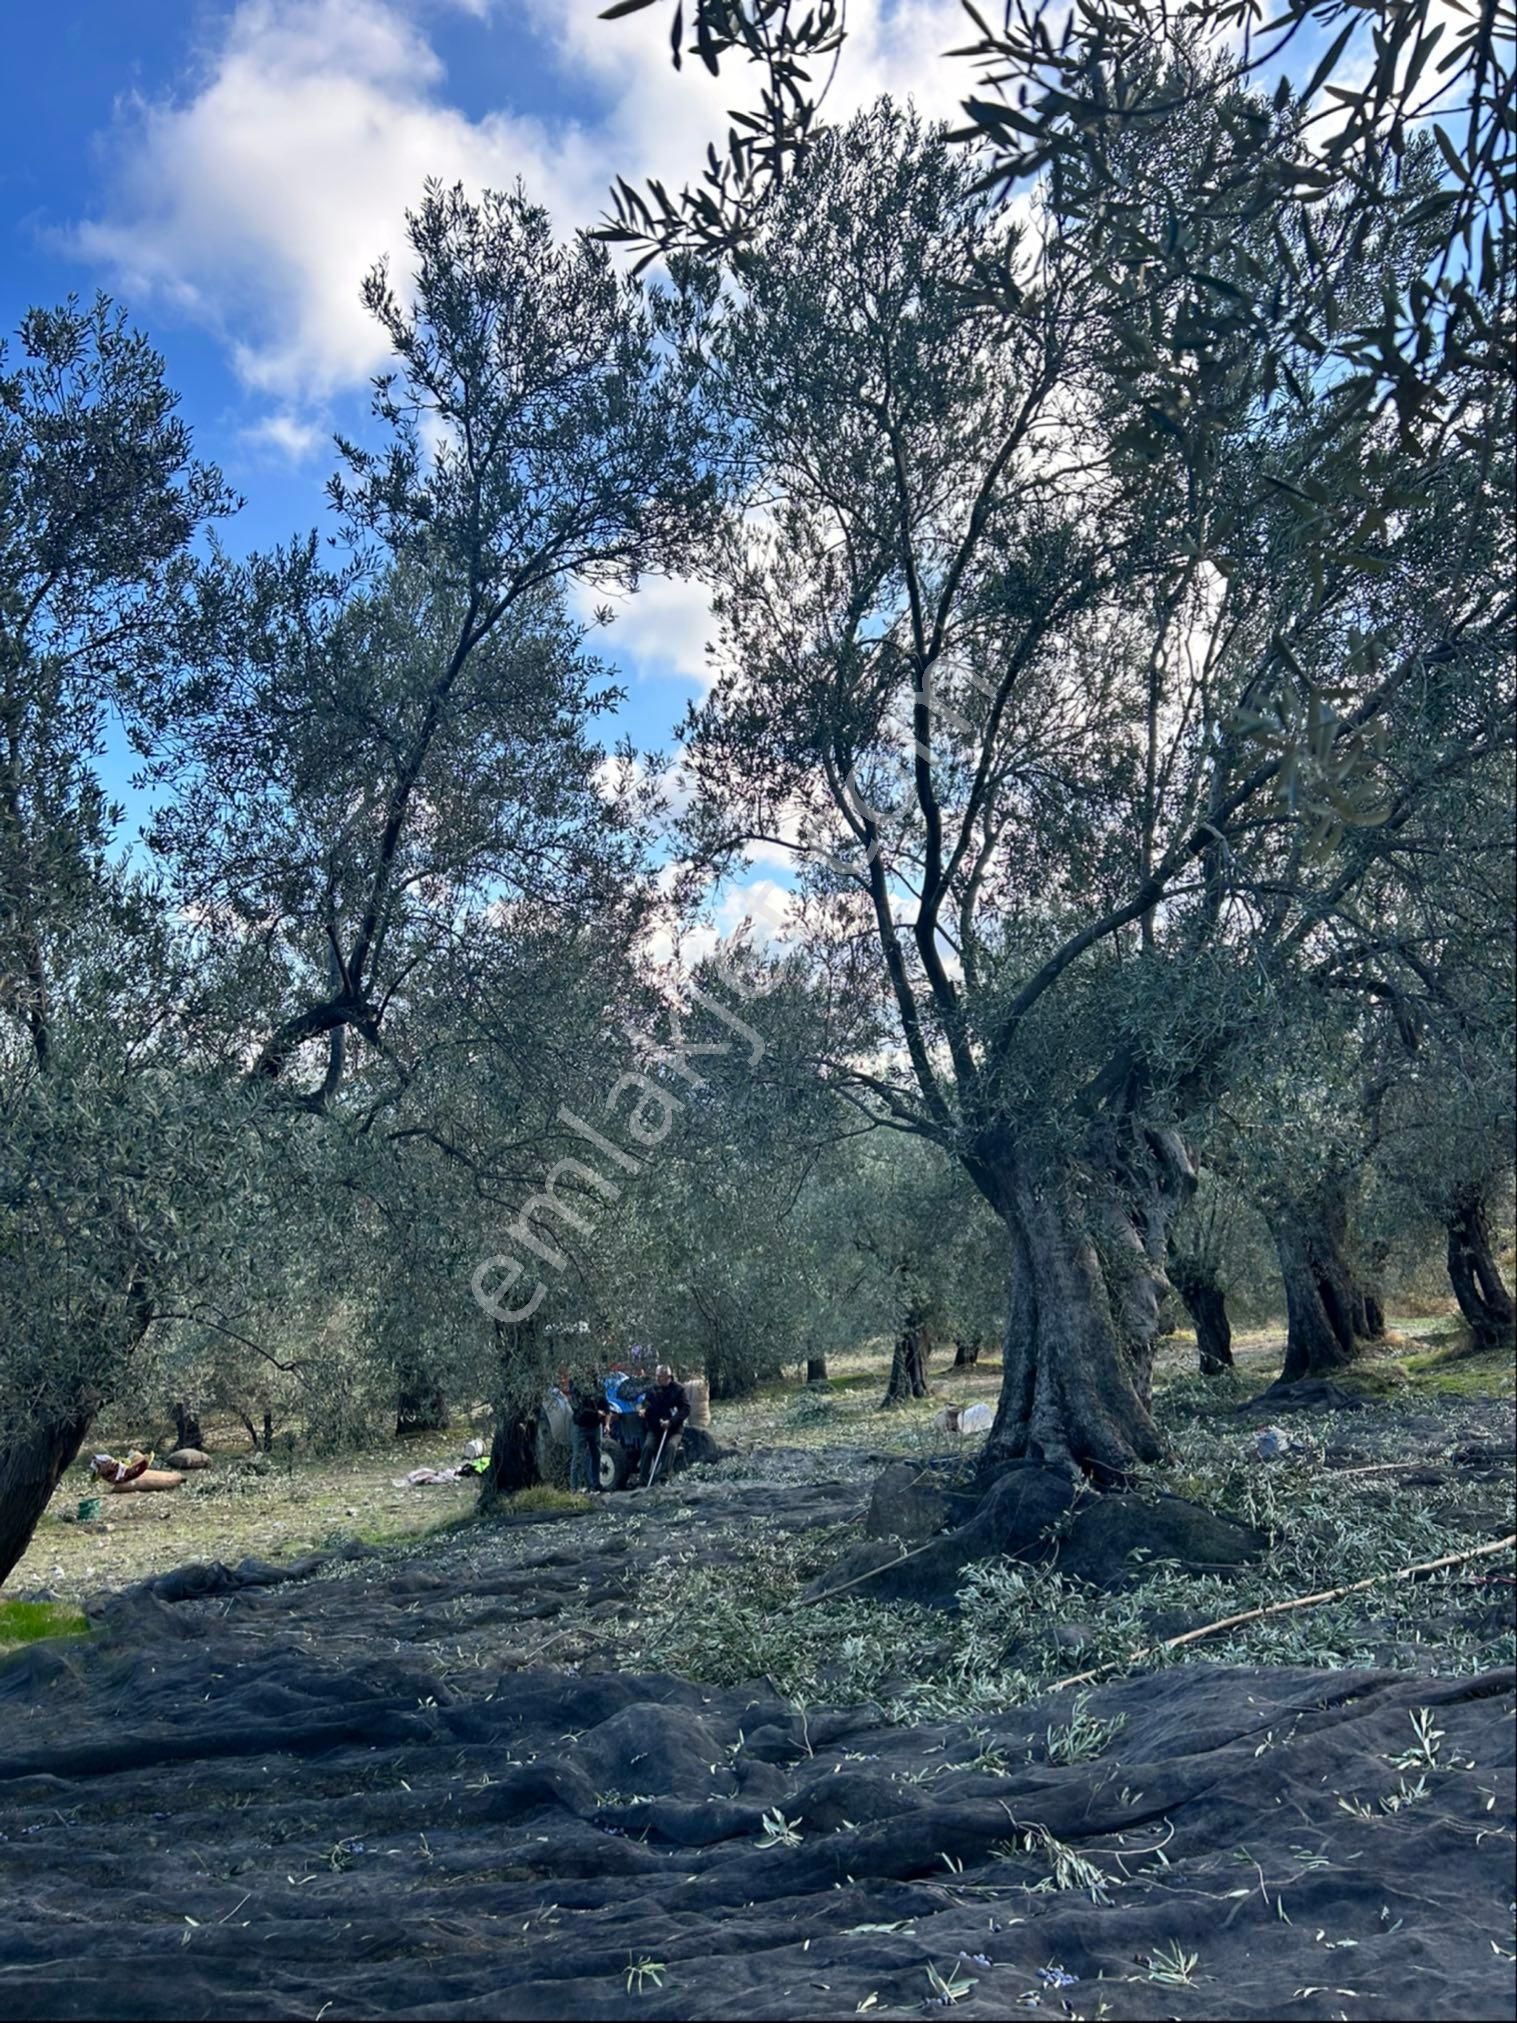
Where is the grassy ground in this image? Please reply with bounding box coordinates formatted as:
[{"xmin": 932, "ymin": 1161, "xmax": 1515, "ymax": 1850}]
[
  {"xmin": 9, "ymin": 1421, "xmax": 480, "ymax": 1603},
  {"xmin": 0, "ymin": 1597, "xmax": 88, "ymax": 1655},
  {"xmin": 6, "ymin": 1301, "xmax": 1507, "ymax": 1617},
  {"xmin": 733, "ymin": 1303, "xmax": 1509, "ymax": 1463}
]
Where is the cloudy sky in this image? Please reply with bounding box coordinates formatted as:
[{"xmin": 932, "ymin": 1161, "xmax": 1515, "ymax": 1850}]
[{"xmin": 3, "ymin": 0, "xmax": 970, "ymax": 866}]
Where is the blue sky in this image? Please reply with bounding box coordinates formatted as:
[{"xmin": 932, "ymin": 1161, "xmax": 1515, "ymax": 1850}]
[
  {"xmin": 2, "ymin": 0, "xmax": 1351, "ymax": 949},
  {"xmin": 2, "ymin": 1, "xmax": 967, "ymax": 946}
]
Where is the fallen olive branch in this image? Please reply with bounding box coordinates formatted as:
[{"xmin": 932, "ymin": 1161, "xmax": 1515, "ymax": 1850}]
[
  {"xmin": 1325, "ymin": 1456, "xmax": 1455, "ymax": 1479},
  {"xmin": 790, "ymin": 1533, "xmax": 947, "ymax": 1610},
  {"xmin": 1050, "ymin": 1533, "xmax": 1517, "ymax": 1693}
]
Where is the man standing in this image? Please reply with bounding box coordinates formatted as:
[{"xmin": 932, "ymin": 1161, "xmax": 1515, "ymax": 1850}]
[
  {"xmin": 568, "ymin": 1372, "xmax": 606, "ymax": 1493},
  {"xmin": 636, "ymin": 1365, "xmax": 689, "ymax": 1487}
]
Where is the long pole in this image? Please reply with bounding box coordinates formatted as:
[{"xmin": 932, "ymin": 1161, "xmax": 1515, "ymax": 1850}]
[{"xmin": 646, "ymin": 1426, "xmax": 670, "ymax": 1488}]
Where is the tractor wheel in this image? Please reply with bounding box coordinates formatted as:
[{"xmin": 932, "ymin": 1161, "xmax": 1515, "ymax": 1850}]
[{"xmin": 599, "ymin": 1443, "xmax": 632, "ymax": 1492}]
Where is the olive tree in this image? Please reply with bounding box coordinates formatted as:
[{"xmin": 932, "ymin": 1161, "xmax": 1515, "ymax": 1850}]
[
  {"xmin": 675, "ymin": 101, "xmax": 1511, "ymax": 1478},
  {"xmin": 0, "ymin": 300, "xmax": 245, "ymax": 1580},
  {"xmin": 0, "ymin": 181, "xmax": 715, "ymax": 1577}
]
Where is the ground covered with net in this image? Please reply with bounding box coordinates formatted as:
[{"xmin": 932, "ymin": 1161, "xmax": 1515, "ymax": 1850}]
[{"xmin": 2, "ymin": 1444, "xmax": 1513, "ymax": 2023}]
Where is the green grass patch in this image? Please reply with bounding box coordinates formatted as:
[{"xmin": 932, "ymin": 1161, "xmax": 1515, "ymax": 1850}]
[
  {"xmin": 1397, "ymin": 1343, "xmax": 1515, "ymax": 1399},
  {"xmin": 499, "ymin": 1485, "xmax": 591, "ymax": 1516},
  {"xmin": 0, "ymin": 1599, "xmax": 89, "ymax": 1655},
  {"xmin": 337, "ymin": 1509, "xmax": 476, "ymax": 1550},
  {"xmin": 1333, "ymin": 1361, "xmax": 1411, "ymax": 1400}
]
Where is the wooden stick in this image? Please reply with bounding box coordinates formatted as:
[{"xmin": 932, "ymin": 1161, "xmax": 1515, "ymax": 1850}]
[
  {"xmin": 792, "ymin": 1533, "xmax": 948, "ymax": 1609},
  {"xmin": 1049, "ymin": 1532, "xmax": 1517, "ymax": 1693},
  {"xmin": 1326, "ymin": 1457, "xmax": 1453, "ymax": 1479}
]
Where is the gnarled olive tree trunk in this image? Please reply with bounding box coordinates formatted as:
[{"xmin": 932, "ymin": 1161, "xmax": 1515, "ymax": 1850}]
[
  {"xmin": 1270, "ymin": 1187, "xmax": 1381, "ymax": 1383},
  {"xmin": 395, "ymin": 1368, "xmax": 450, "ymax": 1436},
  {"xmin": 805, "ymin": 1354, "xmax": 829, "ymax": 1384},
  {"xmin": 976, "ymin": 1127, "xmax": 1192, "ymax": 1480},
  {"xmin": 881, "ymin": 1301, "xmax": 932, "ymax": 1405},
  {"xmin": 481, "ymin": 1406, "xmax": 541, "ymax": 1504},
  {"xmin": 0, "ymin": 1404, "xmax": 96, "ymax": 1587},
  {"xmin": 477, "ymin": 1317, "xmax": 543, "ymax": 1508},
  {"xmin": 0, "ymin": 1282, "xmax": 154, "ymax": 1584},
  {"xmin": 172, "ymin": 1401, "xmax": 204, "ymax": 1451},
  {"xmin": 1167, "ymin": 1254, "xmax": 1233, "ymax": 1375},
  {"xmin": 1447, "ymin": 1188, "xmax": 1515, "ymax": 1352}
]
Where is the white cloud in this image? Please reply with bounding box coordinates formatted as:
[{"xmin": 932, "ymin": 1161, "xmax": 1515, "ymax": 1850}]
[
  {"xmin": 240, "ymin": 409, "xmax": 328, "ymax": 462},
  {"xmin": 576, "ymin": 573, "xmax": 718, "ymax": 690},
  {"xmin": 60, "ymin": 0, "xmax": 988, "ymax": 540},
  {"xmin": 713, "ymin": 876, "xmax": 798, "ymax": 947},
  {"xmin": 539, "ymin": 0, "xmax": 971, "ymax": 178},
  {"xmin": 74, "ymin": 0, "xmax": 979, "ymax": 438},
  {"xmin": 590, "ymin": 752, "xmax": 693, "ymax": 825},
  {"xmin": 73, "ymin": 0, "xmax": 595, "ymax": 409},
  {"xmin": 639, "ymin": 869, "xmax": 801, "ymax": 974}
]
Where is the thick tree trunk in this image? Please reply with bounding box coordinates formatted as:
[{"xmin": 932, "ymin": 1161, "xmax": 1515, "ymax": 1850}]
[
  {"xmin": 975, "ymin": 1117, "xmax": 1197, "ymax": 1480},
  {"xmin": 1447, "ymin": 1190, "xmax": 1516, "ymax": 1351},
  {"xmin": 881, "ymin": 1305, "xmax": 931, "ymax": 1405},
  {"xmin": 478, "ymin": 1315, "xmax": 546, "ymax": 1506},
  {"xmin": 1351, "ymin": 1287, "xmax": 1386, "ymax": 1342},
  {"xmin": 987, "ymin": 1181, "xmax": 1165, "ymax": 1480},
  {"xmin": 0, "ymin": 1406, "xmax": 94, "ymax": 1587},
  {"xmin": 395, "ymin": 1369, "xmax": 449, "ymax": 1436},
  {"xmin": 952, "ymin": 1338, "xmax": 980, "ymax": 1369},
  {"xmin": 172, "ymin": 1401, "xmax": 203, "ymax": 1451},
  {"xmin": 1273, "ymin": 1211, "xmax": 1360, "ymax": 1382},
  {"xmin": 1168, "ymin": 1257, "xmax": 1233, "ymax": 1375},
  {"xmin": 1270, "ymin": 1182, "xmax": 1388, "ymax": 1383},
  {"xmin": 707, "ymin": 1362, "xmax": 761, "ymax": 1402},
  {"xmin": 480, "ymin": 1406, "xmax": 541, "ymax": 1505},
  {"xmin": 805, "ymin": 1354, "xmax": 829, "ymax": 1385}
]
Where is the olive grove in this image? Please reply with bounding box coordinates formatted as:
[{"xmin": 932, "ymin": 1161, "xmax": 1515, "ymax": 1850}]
[{"xmin": 0, "ymin": 0, "xmax": 1511, "ymax": 1585}]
